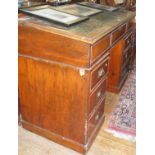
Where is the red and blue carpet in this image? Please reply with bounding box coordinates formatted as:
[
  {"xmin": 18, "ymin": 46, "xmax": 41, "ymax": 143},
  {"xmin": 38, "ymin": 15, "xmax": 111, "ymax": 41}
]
[{"xmin": 107, "ymin": 65, "xmax": 136, "ymax": 141}]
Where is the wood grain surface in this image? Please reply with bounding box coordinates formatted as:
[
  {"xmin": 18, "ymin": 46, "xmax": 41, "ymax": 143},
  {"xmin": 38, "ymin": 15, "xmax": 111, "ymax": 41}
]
[
  {"xmin": 19, "ymin": 92, "xmax": 136, "ymax": 155},
  {"xmin": 18, "ymin": 56, "xmax": 89, "ymax": 145}
]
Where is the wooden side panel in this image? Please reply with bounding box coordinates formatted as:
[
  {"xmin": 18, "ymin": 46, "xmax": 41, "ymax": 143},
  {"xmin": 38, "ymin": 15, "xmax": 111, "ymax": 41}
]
[
  {"xmin": 107, "ymin": 39, "xmax": 124, "ymax": 92},
  {"xmin": 18, "ymin": 25, "xmax": 90, "ymax": 67},
  {"xmin": 18, "ymin": 56, "xmax": 89, "ymax": 144}
]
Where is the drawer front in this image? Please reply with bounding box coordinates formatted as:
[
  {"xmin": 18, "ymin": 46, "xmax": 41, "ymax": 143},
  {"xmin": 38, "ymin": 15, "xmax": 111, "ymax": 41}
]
[
  {"xmin": 87, "ymin": 98, "xmax": 105, "ymax": 141},
  {"xmin": 120, "ymin": 47, "xmax": 132, "ymax": 82},
  {"xmin": 122, "ymin": 47, "xmax": 132, "ymax": 65},
  {"xmin": 124, "ymin": 33, "xmax": 132, "ymax": 50},
  {"xmin": 90, "ymin": 58, "xmax": 109, "ymax": 90},
  {"xmin": 112, "ymin": 24, "xmax": 126, "ymax": 43},
  {"xmin": 127, "ymin": 19, "xmax": 135, "ymax": 30},
  {"xmin": 132, "ymin": 31, "xmax": 136, "ymax": 46},
  {"xmin": 120, "ymin": 63, "xmax": 129, "ymax": 82},
  {"xmin": 122, "ymin": 58, "xmax": 130, "ymax": 73},
  {"xmin": 119, "ymin": 67, "xmax": 129, "ymax": 90},
  {"xmin": 89, "ymin": 79, "xmax": 106, "ymax": 115},
  {"xmin": 91, "ymin": 35, "xmax": 110, "ymax": 62}
]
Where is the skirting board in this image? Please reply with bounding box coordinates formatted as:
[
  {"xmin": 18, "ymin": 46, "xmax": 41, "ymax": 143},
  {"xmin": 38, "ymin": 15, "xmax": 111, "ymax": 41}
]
[{"xmin": 21, "ymin": 115, "xmax": 105, "ymax": 154}]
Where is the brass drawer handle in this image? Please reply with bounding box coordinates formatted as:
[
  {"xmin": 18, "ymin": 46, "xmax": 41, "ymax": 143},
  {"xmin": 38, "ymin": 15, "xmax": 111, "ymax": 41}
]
[
  {"xmin": 97, "ymin": 90, "xmax": 102, "ymax": 99},
  {"xmin": 98, "ymin": 68, "xmax": 105, "ymax": 78},
  {"xmin": 95, "ymin": 114, "xmax": 99, "ymax": 121},
  {"xmin": 127, "ymin": 39, "xmax": 130, "ymax": 44},
  {"xmin": 95, "ymin": 113, "xmax": 99, "ymax": 122}
]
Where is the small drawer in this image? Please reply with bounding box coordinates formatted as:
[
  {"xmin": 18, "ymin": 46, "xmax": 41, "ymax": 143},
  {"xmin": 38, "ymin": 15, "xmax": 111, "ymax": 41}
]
[
  {"xmin": 121, "ymin": 64, "xmax": 129, "ymax": 81},
  {"xmin": 132, "ymin": 31, "xmax": 136, "ymax": 45},
  {"xmin": 127, "ymin": 19, "xmax": 135, "ymax": 30},
  {"xmin": 91, "ymin": 35, "xmax": 110, "ymax": 62},
  {"xmin": 119, "ymin": 66, "xmax": 129, "ymax": 89},
  {"xmin": 122, "ymin": 56, "xmax": 131, "ymax": 73},
  {"xmin": 87, "ymin": 98, "xmax": 105, "ymax": 141},
  {"xmin": 112, "ymin": 24, "xmax": 126, "ymax": 43},
  {"xmin": 90, "ymin": 58, "xmax": 109, "ymax": 90},
  {"xmin": 89, "ymin": 79, "xmax": 106, "ymax": 115},
  {"xmin": 122, "ymin": 47, "xmax": 131, "ymax": 65},
  {"xmin": 124, "ymin": 33, "xmax": 132, "ymax": 50}
]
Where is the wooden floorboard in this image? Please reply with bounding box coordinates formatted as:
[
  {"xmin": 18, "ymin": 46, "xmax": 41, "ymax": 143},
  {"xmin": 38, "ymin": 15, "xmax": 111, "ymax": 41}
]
[{"xmin": 18, "ymin": 92, "xmax": 136, "ymax": 155}]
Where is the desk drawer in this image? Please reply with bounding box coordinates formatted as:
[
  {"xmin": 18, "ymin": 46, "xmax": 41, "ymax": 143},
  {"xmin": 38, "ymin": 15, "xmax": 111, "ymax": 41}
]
[
  {"xmin": 119, "ymin": 67, "xmax": 129, "ymax": 90},
  {"xmin": 87, "ymin": 98, "xmax": 105, "ymax": 141},
  {"xmin": 90, "ymin": 58, "xmax": 109, "ymax": 90},
  {"xmin": 91, "ymin": 35, "xmax": 110, "ymax": 62},
  {"xmin": 127, "ymin": 19, "xmax": 135, "ymax": 30},
  {"xmin": 112, "ymin": 24, "xmax": 126, "ymax": 43},
  {"xmin": 122, "ymin": 57, "xmax": 130, "ymax": 74},
  {"xmin": 121, "ymin": 63, "xmax": 129, "ymax": 81},
  {"xmin": 123, "ymin": 47, "xmax": 132, "ymax": 65},
  {"xmin": 89, "ymin": 79, "xmax": 106, "ymax": 115},
  {"xmin": 132, "ymin": 31, "xmax": 136, "ymax": 46},
  {"xmin": 124, "ymin": 33, "xmax": 132, "ymax": 50}
]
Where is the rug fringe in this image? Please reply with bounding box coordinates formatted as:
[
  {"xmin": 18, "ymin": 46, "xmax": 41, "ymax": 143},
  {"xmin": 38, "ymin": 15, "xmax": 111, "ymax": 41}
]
[{"xmin": 104, "ymin": 129, "xmax": 136, "ymax": 142}]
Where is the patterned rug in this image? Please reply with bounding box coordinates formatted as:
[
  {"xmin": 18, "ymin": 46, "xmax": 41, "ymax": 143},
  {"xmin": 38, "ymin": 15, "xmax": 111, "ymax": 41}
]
[{"xmin": 107, "ymin": 65, "xmax": 136, "ymax": 141}]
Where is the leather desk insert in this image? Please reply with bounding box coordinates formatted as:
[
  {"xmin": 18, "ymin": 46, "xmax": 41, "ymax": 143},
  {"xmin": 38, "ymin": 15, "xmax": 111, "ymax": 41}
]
[{"xmin": 18, "ymin": 7, "xmax": 135, "ymax": 154}]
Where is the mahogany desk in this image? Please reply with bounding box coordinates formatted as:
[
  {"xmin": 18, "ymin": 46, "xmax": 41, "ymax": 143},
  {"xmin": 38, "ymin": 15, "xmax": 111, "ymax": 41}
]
[{"xmin": 18, "ymin": 8, "xmax": 135, "ymax": 153}]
